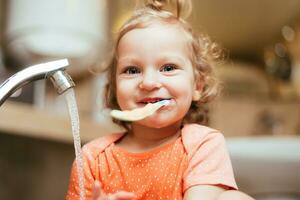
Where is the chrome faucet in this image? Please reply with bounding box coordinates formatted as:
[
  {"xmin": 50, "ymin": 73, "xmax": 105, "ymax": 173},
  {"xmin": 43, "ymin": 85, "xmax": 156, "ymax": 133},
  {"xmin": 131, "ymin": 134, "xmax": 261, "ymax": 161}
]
[{"xmin": 0, "ymin": 59, "xmax": 75, "ymax": 106}]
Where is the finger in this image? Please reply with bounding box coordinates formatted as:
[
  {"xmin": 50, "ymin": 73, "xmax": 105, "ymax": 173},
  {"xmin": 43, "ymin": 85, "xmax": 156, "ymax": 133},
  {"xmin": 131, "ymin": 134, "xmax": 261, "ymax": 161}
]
[
  {"xmin": 92, "ymin": 180, "xmax": 103, "ymax": 200},
  {"xmin": 108, "ymin": 191, "xmax": 135, "ymax": 200}
]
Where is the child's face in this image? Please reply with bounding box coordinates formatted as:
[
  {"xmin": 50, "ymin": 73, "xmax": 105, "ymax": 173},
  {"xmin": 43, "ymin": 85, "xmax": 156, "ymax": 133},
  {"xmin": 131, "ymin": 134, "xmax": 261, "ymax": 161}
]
[{"xmin": 116, "ymin": 24, "xmax": 199, "ymax": 128}]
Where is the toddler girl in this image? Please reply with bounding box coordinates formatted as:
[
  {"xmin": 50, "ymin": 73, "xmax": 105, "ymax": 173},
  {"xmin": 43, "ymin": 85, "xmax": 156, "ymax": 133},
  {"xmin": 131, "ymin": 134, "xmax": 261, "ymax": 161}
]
[{"xmin": 67, "ymin": 0, "xmax": 254, "ymax": 199}]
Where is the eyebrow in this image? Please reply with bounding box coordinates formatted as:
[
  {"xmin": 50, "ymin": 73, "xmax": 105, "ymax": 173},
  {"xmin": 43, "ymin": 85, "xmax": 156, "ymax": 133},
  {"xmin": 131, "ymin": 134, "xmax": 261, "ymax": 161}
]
[
  {"xmin": 117, "ymin": 56, "xmax": 138, "ymax": 64},
  {"xmin": 159, "ymin": 54, "xmax": 188, "ymax": 64},
  {"xmin": 118, "ymin": 54, "xmax": 188, "ymax": 65}
]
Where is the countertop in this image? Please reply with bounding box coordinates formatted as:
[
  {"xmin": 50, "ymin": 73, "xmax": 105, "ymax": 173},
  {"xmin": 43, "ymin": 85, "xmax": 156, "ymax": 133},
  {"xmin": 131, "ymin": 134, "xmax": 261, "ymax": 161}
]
[{"xmin": 0, "ymin": 101, "xmax": 123, "ymax": 143}]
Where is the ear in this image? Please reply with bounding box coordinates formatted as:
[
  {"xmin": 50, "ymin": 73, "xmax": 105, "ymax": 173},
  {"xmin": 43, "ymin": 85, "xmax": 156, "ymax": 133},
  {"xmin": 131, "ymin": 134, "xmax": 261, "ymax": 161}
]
[
  {"xmin": 192, "ymin": 90, "xmax": 201, "ymax": 101},
  {"xmin": 192, "ymin": 78, "xmax": 204, "ymax": 101}
]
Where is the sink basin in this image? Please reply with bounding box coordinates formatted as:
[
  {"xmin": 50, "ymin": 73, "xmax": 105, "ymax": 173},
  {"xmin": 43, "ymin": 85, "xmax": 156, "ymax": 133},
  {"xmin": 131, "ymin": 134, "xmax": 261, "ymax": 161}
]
[{"xmin": 227, "ymin": 137, "xmax": 300, "ymax": 199}]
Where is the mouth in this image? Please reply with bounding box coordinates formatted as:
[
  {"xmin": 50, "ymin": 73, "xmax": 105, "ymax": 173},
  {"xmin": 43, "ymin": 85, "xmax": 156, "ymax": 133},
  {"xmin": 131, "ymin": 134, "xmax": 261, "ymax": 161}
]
[{"xmin": 139, "ymin": 98, "xmax": 171, "ymax": 104}]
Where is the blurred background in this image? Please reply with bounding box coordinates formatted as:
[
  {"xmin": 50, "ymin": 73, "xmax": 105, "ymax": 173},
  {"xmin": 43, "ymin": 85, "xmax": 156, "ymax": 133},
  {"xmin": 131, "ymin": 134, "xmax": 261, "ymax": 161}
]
[{"xmin": 0, "ymin": 0, "xmax": 300, "ymax": 199}]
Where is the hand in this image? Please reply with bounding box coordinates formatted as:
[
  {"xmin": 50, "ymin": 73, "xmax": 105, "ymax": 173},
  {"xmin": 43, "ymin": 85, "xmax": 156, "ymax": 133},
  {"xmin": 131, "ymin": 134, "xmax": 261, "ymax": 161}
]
[{"xmin": 92, "ymin": 180, "xmax": 135, "ymax": 200}]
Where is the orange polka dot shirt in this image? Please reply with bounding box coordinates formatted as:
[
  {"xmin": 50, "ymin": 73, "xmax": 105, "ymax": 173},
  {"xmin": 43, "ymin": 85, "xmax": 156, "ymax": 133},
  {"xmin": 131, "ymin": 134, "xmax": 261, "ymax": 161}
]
[{"xmin": 66, "ymin": 124, "xmax": 237, "ymax": 200}]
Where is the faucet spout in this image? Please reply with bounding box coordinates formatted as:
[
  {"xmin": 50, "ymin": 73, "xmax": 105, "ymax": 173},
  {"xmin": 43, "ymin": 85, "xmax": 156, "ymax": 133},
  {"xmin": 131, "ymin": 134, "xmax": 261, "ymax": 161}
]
[
  {"xmin": 0, "ymin": 59, "xmax": 75, "ymax": 106},
  {"xmin": 50, "ymin": 70, "xmax": 75, "ymax": 94}
]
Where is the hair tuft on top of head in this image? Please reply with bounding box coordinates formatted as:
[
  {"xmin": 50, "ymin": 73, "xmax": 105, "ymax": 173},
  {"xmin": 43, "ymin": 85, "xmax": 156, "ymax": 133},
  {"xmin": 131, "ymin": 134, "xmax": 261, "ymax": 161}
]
[
  {"xmin": 145, "ymin": 0, "xmax": 166, "ymax": 10},
  {"xmin": 140, "ymin": 0, "xmax": 192, "ymax": 19}
]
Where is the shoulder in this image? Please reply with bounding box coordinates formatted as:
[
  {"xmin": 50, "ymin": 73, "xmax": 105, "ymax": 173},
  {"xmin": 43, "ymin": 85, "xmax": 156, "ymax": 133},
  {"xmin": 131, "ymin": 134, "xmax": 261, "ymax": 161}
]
[
  {"xmin": 181, "ymin": 123, "xmax": 226, "ymax": 156},
  {"xmin": 182, "ymin": 123, "xmax": 220, "ymax": 135},
  {"xmin": 181, "ymin": 123, "xmax": 224, "ymax": 143},
  {"xmin": 82, "ymin": 133, "xmax": 125, "ymax": 161}
]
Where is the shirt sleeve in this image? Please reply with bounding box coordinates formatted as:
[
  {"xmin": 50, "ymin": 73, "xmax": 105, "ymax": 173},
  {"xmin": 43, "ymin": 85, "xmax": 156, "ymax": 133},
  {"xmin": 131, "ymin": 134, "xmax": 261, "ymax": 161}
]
[
  {"xmin": 183, "ymin": 131, "xmax": 238, "ymax": 192},
  {"xmin": 66, "ymin": 134, "xmax": 124, "ymax": 200}
]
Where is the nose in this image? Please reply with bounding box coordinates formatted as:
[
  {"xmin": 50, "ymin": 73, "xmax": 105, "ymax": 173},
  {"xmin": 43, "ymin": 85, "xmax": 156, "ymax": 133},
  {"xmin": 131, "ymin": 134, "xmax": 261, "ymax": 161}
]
[{"xmin": 139, "ymin": 69, "xmax": 162, "ymax": 90}]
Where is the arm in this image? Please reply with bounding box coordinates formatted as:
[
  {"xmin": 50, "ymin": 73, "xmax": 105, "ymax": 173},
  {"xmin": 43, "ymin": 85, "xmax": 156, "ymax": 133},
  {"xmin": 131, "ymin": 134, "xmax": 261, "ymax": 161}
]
[
  {"xmin": 184, "ymin": 185, "xmax": 225, "ymax": 200},
  {"xmin": 184, "ymin": 185, "xmax": 255, "ymax": 200},
  {"xmin": 217, "ymin": 190, "xmax": 256, "ymax": 200}
]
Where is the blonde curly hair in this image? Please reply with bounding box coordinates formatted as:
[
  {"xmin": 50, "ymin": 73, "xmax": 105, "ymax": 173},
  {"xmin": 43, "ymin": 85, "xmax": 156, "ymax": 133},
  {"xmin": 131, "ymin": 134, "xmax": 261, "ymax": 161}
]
[{"xmin": 104, "ymin": 0, "xmax": 222, "ymax": 130}]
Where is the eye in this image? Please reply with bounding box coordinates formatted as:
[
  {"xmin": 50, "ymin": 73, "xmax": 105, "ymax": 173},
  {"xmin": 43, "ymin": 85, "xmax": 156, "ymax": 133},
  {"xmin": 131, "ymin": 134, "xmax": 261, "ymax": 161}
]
[
  {"xmin": 123, "ymin": 66, "xmax": 140, "ymax": 74},
  {"xmin": 160, "ymin": 64, "xmax": 177, "ymax": 72}
]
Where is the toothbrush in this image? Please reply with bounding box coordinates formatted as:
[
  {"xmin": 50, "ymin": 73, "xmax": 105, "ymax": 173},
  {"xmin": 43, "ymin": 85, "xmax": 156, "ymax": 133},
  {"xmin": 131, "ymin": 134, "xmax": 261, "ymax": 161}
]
[{"xmin": 110, "ymin": 99, "xmax": 170, "ymax": 121}]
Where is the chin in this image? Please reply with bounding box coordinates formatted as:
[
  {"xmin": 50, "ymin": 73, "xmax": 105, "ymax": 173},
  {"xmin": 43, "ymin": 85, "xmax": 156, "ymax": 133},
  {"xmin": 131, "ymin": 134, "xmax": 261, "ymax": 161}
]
[
  {"xmin": 138, "ymin": 121, "xmax": 166, "ymax": 129},
  {"xmin": 138, "ymin": 117, "xmax": 177, "ymax": 129}
]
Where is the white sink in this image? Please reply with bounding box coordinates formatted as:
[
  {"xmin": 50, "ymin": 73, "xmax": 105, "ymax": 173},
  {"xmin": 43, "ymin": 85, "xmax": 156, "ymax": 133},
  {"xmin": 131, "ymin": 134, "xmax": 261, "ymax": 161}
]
[{"xmin": 227, "ymin": 137, "xmax": 300, "ymax": 199}]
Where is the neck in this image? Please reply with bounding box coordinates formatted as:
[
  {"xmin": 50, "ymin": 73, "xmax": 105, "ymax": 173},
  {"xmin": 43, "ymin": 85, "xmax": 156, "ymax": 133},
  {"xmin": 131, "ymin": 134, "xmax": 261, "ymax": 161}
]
[{"xmin": 128, "ymin": 121, "xmax": 183, "ymax": 147}]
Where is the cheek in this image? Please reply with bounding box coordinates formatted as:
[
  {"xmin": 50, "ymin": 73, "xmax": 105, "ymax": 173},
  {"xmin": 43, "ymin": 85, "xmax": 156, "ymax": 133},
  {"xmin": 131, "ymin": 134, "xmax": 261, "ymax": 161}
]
[
  {"xmin": 116, "ymin": 79, "xmax": 137, "ymax": 109},
  {"xmin": 168, "ymin": 77, "xmax": 194, "ymax": 100},
  {"xmin": 116, "ymin": 82, "xmax": 127, "ymax": 108}
]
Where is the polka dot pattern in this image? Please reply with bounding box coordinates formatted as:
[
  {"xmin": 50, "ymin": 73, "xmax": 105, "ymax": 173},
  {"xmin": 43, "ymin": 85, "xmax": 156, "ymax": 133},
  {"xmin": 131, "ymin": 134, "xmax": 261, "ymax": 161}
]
[{"xmin": 98, "ymin": 137, "xmax": 188, "ymax": 200}]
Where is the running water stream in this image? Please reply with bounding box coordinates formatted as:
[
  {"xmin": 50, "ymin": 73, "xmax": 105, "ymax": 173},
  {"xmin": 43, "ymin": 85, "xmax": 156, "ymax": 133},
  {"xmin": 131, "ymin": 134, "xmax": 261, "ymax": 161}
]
[{"xmin": 64, "ymin": 89, "xmax": 85, "ymax": 200}]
